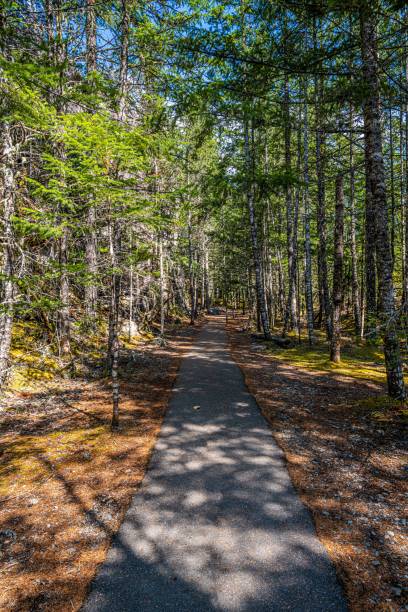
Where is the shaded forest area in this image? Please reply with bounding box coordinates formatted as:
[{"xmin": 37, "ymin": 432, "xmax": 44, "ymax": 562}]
[{"xmin": 0, "ymin": 0, "xmax": 407, "ymax": 610}]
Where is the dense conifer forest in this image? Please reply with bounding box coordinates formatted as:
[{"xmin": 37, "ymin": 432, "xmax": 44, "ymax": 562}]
[
  {"xmin": 0, "ymin": 1, "xmax": 407, "ymax": 611},
  {"xmin": 2, "ymin": 0, "xmax": 408, "ymax": 401}
]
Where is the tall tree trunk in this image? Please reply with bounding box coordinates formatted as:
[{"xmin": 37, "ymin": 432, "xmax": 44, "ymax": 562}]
[
  {"xmin": 389, "ymin": 107, "xmax": 396, "ymax": 271},
  {"xmin": 188, "ymin": 210, "xmax": 195, "ymax": 325},
  {"xmin": 109, "ymin": 0, "xmax": 129, "ymax": 424},
  {"xmin": 403, "ymin": 52, "xmax": 408, "ymax": 309},
  {"xmin": 400, "ymin": 103, "xmax": 407, "ymax": 306},
  {"xmin": 364, "ymin": 153, "xmax": 377, "ymax": 340},
  {"xmin": 314, "ymin": 20, "xmax": 331, "ymax": 340},
  {"xmin": 159, "ymin": 235, "xmax": 165, "ymax": 335},
  {"xmin": 128, "ymin": 231, "xmax": 135, "ymax": 340},
  {"xmin": 303, "ymin": 76, "xmax": 314, "ymax": 346},
  {"xmin": 244, "ymin": 117, "xmax": 271, "ymax": 340},
  {"xmin": 349, "ymin": 105, "xmax": 362, "ymax": 338},
  {"xmin": 282, "ymin": 74, "xmax": 297, "ymax": 335},
  {"xmin": 108, "ymin": 220, "xmax": 121, "ymax": 428},
  {"xmin": 330, "ymin": 175, "xmax": 345, "ymax": 363},
  {"xmin": 84, "ymin": 0, "xmax": 98, "ymax": 321},
  {"xmin": 0, "ymin": 123, "xmax": 16, "ymax": 386},
  {"xmin": 118, "ymin": 0, "xmax": 129, "ymax": 119},
  {"xmin": 58, "ymin": 230, "xmax": 71, "ymax": 355},
  {"xmin": 85, "ymin": 0, "xmax": 96, "ymax": 74},
  {"xmin": 85, "ymin": 208, "xmax": 98, "ymax": 320},
  {"xmin": 203, "ymin": 239, "xmax": 210, "ymax": 311},
  {"xmin": 51, "ymin": 3, "xmax": 72, "ymax": 352},
  {"xmin": 360, "ymin": 7, "xmax": 405, "ymax": 399}
]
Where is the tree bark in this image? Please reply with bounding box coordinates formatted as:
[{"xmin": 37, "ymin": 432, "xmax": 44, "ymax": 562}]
[
  {"xmin": 303, "ymin": 75, "xmax": 314, "ymax": 346},
  {"xmin": 108, "ymin": 220, "xmax": 121, "ymax": 428},
  {"xmin": 118, "ymin": 0, "xmax": 129, "ymax": 119},
  {"xmin": 403, "ymin": 52, "xmax": 408, "ymax": 309},
  {"xmin": 84, "ymin": 0, "xmax": 98, "ymax": 321},
  {"xmin": 364, "ymin": 151, "xmax": 377, "ymax": 340},
  {"xmin": 0, "ymin": 123, "xmax": 16, "ymax": 386},
  {"xmin": 313, "ymin": 20, "xmax": 331, "ymax": 340},
  {"xmin": 58, "ymin": 229, "xmax": 71, "ymax": 355},
  {"xmin": 282, "ymin": 74, "xmax": 297, "ymax": 336},
  {"xmin": 330, "ymin": 175, "xmax": 345, "ymax": 363},
  {"xmin": 85, "ymin": 0, "xmax": 96, "ymax": 74},
  {"xmin": 244, "ymin": 117, "xmax": 271, "ymax": 340},
  {"xmin": 349, "ymin": 105, "xmax": 362, "ymax": 338},
  {"xmin": 389, "ymin": 107, "xmax": 396, "ymax": 271},
  {"xmin": 203, "ymin": 239, "xmax": 210, "ymax": 312},
  {"xmin": 360, "ymin": 8, "xmax": 405, "ymax": 399},
  {"xmin": 188, "ymin": 209, "xmax": 195, "ymax": 325}
]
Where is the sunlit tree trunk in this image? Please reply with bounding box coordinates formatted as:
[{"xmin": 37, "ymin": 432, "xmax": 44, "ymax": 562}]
[
  {"xmin": 360, "ymin": 7, "xmax": 405, "ymax": 399},
  {"xmin": 85, "ymin": 0, "xmax": 98, "ymax": 321},
  {"xmin": 108, "ymin": 219, "xmax": 121, "ymax": 428},
  {"xmin": 0, "ymin": 123, "xmax": 16, "ymax": 386}
]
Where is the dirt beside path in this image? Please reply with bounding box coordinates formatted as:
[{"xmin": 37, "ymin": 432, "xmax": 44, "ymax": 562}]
[
  {"xmin": 228, "ymin": 317, "xmax": 408, "ymax": 612},
  {"xmin": 83, "ymin": 316, "xmax": 346, "ymax": 612},
  {"xmin": 0, "ymin": 323, "xmax": 199, "ymax": 612}
]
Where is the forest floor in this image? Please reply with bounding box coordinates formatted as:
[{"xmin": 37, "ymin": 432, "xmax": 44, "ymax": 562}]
[
  {"xmin": 228, "ymin": 316, "xmax": 408, "ymax": 612},
  {"xmin": 0, "ymin": 320, "xmax": 200, "ymax": 612}
]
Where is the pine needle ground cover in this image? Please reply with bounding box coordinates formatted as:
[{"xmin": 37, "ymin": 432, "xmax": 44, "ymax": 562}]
[
  {"xmin": 0, "ymin": 323, "xmax": 199, "ymax": 612},
  {"xmin": 228, "ymin": 317, "xmax": 407, "ymax": 612}
]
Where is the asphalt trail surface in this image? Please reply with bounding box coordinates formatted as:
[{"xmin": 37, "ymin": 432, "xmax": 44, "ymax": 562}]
[{"xmin": 83, "ymin": 317, "xmax": 347, "ymax": 611}]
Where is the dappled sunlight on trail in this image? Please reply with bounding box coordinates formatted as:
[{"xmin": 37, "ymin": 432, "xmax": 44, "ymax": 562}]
[{"xmin": 84, "ymin": 318, "xmax": 346, "ymax": 612}]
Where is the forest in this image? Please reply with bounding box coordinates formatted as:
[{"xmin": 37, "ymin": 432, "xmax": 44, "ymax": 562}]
[{"xmin": 0, "ymin": 0, "xmax": 407, "ymax": 611}]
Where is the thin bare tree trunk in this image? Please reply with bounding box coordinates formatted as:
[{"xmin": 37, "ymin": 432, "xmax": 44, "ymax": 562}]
[
  {"xmin": 349, "ymin": 105, "xmax": 362, "ymax": 338},
  {"xmin": 188, "ymin": 210, "xmax": 195, "ymax": 325},
  {"xmin": 303, "ymin": 75, "xmax": 314, "ymax": 346},
  {"xmin": 403, "ymin": 52, "xmax": 408, "ymax": 308},
  {"xmin": 0, "ymin": 123, "xmax": 16, "ymax": 386},
  {"xmin": 203, "ymin": 241, "xmax": 210, "ymax": 312},
  {"xmin": 59, "ymin": 230, "xmax": 71, "ymax": 355},
  {"xmin": 314, "ymin": 20, "xmax": 331, "ymax": 340},
  {"xmin": 389, "ymin": 107, "xmax": 396, "ymax": 271},
  {"xmin": 85, "ymin": 0, "xmax": 98, "ymax": 321},
  {"xmin": 330, "ymin": 175, "xmax": 345, "ymax": 363},
  {"xmin": 400, "ymin": 103, "xmax": 407, "ymax": 305},
  {"xmin": 85, "ymin": 0, "xmax": 96, "ymax": 73},
  {"xmin": 118, "ymin": 0, "xmax": 129, "ymax": 120},
  {"xmin": 108, "ymin": 220, "xmax": 121, "ymax": 428},
  {"xmin": 282, "ymin": 74, "xmax": 297, "ymax": 335},
  {"xmin": 244, "ymin": 117, "xmax": 271, "ymax": 340}
]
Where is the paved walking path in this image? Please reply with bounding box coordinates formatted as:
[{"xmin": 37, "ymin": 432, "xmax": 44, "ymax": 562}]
[{"xmin": 83, "ymin": 318, "xmax": 347, "ymax": 611}]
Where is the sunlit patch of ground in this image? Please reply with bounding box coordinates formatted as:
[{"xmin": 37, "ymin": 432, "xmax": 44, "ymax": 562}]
[
  {"xmin": 267, "ymin": 330, "xmax": 389, "ymax": 384},
  {"xmin": 0, "ymin": 320, "xmax": 199, "ymax": 612},
  {"xmin": 228, "ymin": 316, "xmax": 408, "ymax": 612}
]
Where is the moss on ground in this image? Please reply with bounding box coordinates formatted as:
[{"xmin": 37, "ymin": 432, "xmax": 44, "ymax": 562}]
[
  {"xmin": 268, "ymin": 332, "xmax": 387, "ymax": 383},
  {"xmin": 264, "ymin": 328, "xmax": 408, "ymax": 421},
  {"xmin": 0, "ymin": 424, "xmax": 110, "ymax": 497}
]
